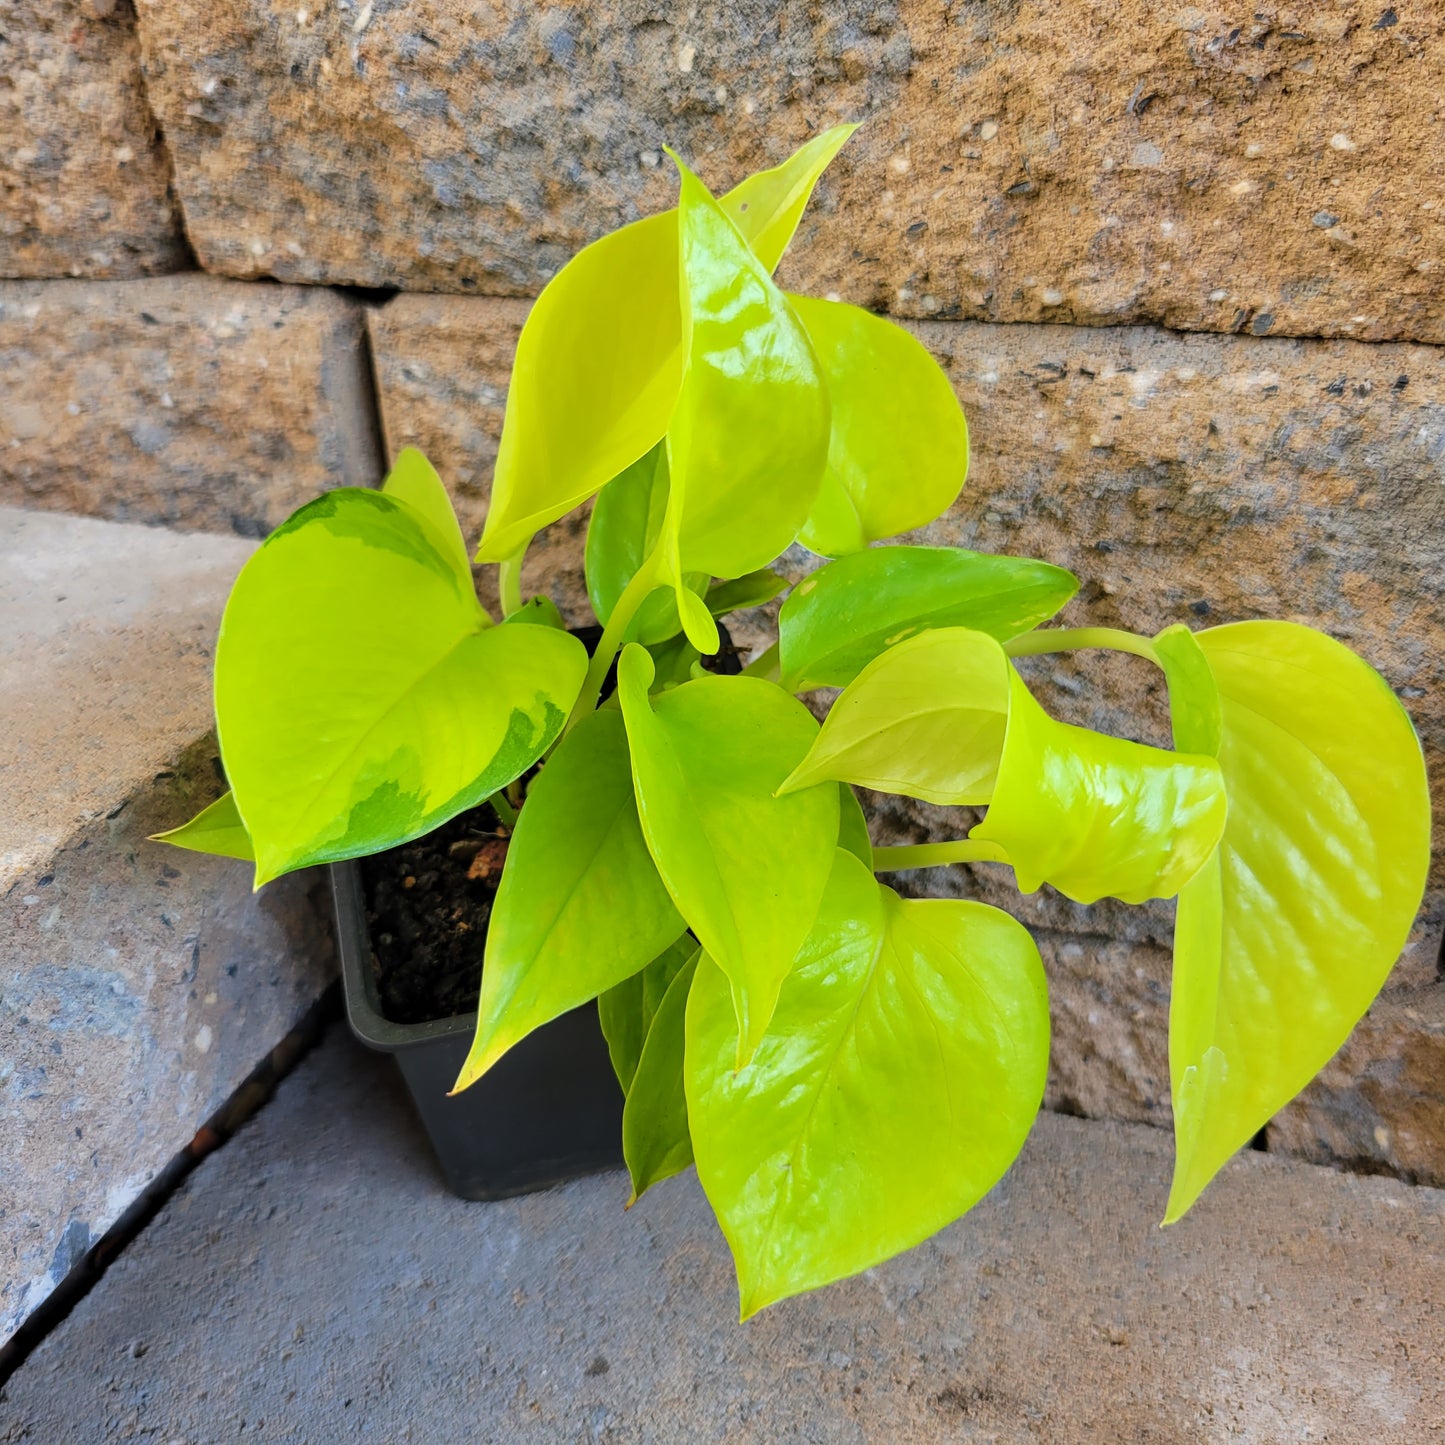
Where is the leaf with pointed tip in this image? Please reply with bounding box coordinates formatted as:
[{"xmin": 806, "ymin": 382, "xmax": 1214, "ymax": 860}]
[
  {"xmin": 717, "ymin": 124, "xmax": 858, "ymax": 272},
  {"xmin": 381, "ymin": 447, "xmax": 474, "ymax": 588},
  {"xmin": 617, "ymin": 645, "xmax": 838, "ymax": 1062},
  {"xmin": 778, "ymin": 546, "xmax": 1078, "ymax": 692},
  {"xmin": 1154, "ymin": 624, "xmax": 1222, "ymax": 755},
  {"xmin": 788, "ymin": 296, "xmax": 967, "ymax": 556},
  {"xmin": 668, "ymin": 153, "xmax": 830, "ymax": 582},
  {"xmin": 454, "ymin": 708, "xmax": 685, "ymax": 1091},
  {"xmin": 502, "ymin": 595, "xmax": 566, "ymax": 630},
  {"xmin": 598, "ymin": 933, "xmax": 697, "ymax": 1094},
  {"xmin": 216, "ymin": 488, "xmax": 587, "ymax": 886},
  {"xmin": 1165, "ymin": 621, "xmax": 1430, "ymax": 1223},
  {"xmin": 686, "ymin": 849, "xmax": 1048, "ymax": 1317},
  {"xmin": 477, "ymin": 126, "xmax": 857, "ymax": 564},
  {"xmin": 623, "ymin": 950, "xmax": 700, "ymax": 1201},
  {"xmin": 151, "ymin": 791, "xmax": 253, "ymax": 862},
  {"xmin": 780, "ymin": 628, "xmax": 1010, "ymax": 805}
]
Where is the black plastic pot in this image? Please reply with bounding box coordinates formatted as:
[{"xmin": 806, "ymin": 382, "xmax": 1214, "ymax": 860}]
[{"xmin": 330, "ymin": 860, "xmax": 624, "ymax": 1200}]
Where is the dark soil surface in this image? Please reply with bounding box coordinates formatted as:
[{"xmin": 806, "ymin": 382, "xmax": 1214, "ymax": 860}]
[{"xmin": 359, "ymin": 803, "xmax": 508, "ymax": 1025}]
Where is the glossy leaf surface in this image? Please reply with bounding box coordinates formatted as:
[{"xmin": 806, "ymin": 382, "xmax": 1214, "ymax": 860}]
[
  {"xmin": 779, "ymin": 546, "xmax": 1078, "ymax": 691},
  {"xmin": 622, "ymin": 950, "xmax": 700, "ymax": 1202},
  {"xmin": 972, "ymin": 657, "xmax": 1228, "ymax": 906},
  {"xmin": 669, "ymin": 154, "xmax": 830, "ymax": 581},
  {"xmin": 151, "ymin": 791, "xmax": 253, "ymax": 862},
  {"xmin": 618, "ymin": 645, "xmax": 838, "ymax": 1062},
  {"xmin": 789, "ymin": 296, "xmax": 967, "ymax": 556},
  {"xmin": 598, "ymin": 934, "xmax": 697, "ymax": 1094},
  {"xmin": 1166, "ymin": 622, "xmax": 1430, "ymax": 1221},
  {"xmin": 216, "ymin": 489, "xmax": 587, "ymax": 885},
  {"xmin": 686, "ymin": 850, "xmax": 1048, "ymax": 1317},
  {"xmin": 477, "ymin": 127, "xmax": 855, "ymax": 563},
  {"xmin": 780, "ymin": 628, "xmax": 1009, "ymax": 805},
  {"xmin": 455, "ymin": 708, "xmax": 685, "ymax": 1091}
]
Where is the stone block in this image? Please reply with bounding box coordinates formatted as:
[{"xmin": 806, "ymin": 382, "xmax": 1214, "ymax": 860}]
[
  {"xmin": 0, "ymin": 277, "xmax": 381, "ymax": 536},
  {"xmin": 1, "ymin": 0, "xmax": 185, "ymax": 278},
  {"xmin": 0, "ymin": 508, "xmax": 334, "ymax": 1345},
  {"xmin": 134, "ymin": 1, "xmax": 1444, "ymax": 341}
]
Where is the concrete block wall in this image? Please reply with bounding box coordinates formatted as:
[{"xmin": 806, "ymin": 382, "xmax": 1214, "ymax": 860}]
[{"xmin": 1, "ymin": 0, "xmax": 1441, "ymax": 1338}]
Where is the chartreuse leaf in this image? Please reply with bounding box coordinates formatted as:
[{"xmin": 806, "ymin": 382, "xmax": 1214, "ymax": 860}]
[
  {"xmin": 454, "ymin": 708, "xmax": 685, "ymax": 1091},
  {"xmin": 380, "ymin": 447, "xmax": 474, "ymax": 589},
  {"xmin": 476, "ymin": 212, "xmax": 682, "ymax": 564},
  {"xmin": 598, "ymin": 933, "xmax": 697, "ymax": 1093},
  {"xmin": 216, "ymin": 489, "xmax": 587, "ymax": 886},
  {"xmin": 478, "ymin": 126, "xmax": 857, "ymax": 565},
  {"xmin": 584, "ymin": 443, "xmax": 707, "ymax": 644},
  {"xmin": 617, "ymin": 645, "xmax": 838, "ymax": 1063},
  {"xmin": 1164, "ymin": 621, "xmax": 1430, "ymax": 1223},
  {"xmin": 622, "ymin": 950, "xmax": 701, "ymax": 1202},
  {"xmin": 686, "ymin": 849, "xmax": 1048, "ymax": 1317},
  {"xmin": 837, "ymin": 785, "xmax": 872, "ymax": 867},
  {"xmin": 970, "ymin": 641, "xmax": 1227, "ymax": 906},
  {"xmin": 668, "ymin": 153, "xmax": 830, "ymax": 583},
  {"xmin": 778, "ymin": 546, "xmax": 1078, "ymax": 691},
  {"xmin": 788, "ymin": 297, "xmax": 967, "ymax": 557},
  {"xmin": 1153, "ymin": 624, "xmax": 1222, "ymax": 756},
  {"xmin": 780, "ymin": 629, "xmax": 1009, "ymax": 805},
  {"xmin": 717, "ymin": 124, "xmax": 858, "ymax": 272},
  {"xmin": 151, "ymin": 791, "xmax": 253, "ymax": 862},
  {"xmin": 502, "ymin": 594, "xmax": 565, "ymax": 630}
]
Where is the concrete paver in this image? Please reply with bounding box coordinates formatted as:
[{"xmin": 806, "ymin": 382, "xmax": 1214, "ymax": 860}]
[{"xmin": 4, "ymin": 1026, "xmax": 1441, "ymax": 1442}]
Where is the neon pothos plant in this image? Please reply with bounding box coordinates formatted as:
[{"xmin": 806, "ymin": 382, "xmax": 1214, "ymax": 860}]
[{"xmin": 158, "ymin": 127, "xmax": 1431, "ymax": 1318}]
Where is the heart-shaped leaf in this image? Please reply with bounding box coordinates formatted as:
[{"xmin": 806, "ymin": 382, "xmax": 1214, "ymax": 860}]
[
  {"xmin": 622, "ymin": 949, "xmax": 700, "ymax": 1203},
  {"xmin": 598, "ymin": 933, "xmax": 698, "ymax": 1094},
  {"xmin": 686, "ymin": 849, "xmax": 1048, "ymax": 1317},
  {"xmin": 1164, "ymin": 621, "xmax": 1431, "ymax": 1222},
  {"xmin": 778, "ymin": 546, "xmax": 1078, "ymax": 692},
  {"xmin": 668, "ymin": 152, "xmax": 830, "ymax": 582},
  {"xmin": 216, "ymin": 488, "xmax": 587, "ymax": 885},
  {"xmin": 454, "ymin": 708, "xmax": 685, "ymax": 1091},
  {"xmin": 788, "ymin": 297, "xmax": 968, "ymax": 557},
  {"xmin": 617, "ymin": 645, "xmax": 838, "ymax": 1062},
  {"xmin": 477, "ymin": 126, "xmax": 857, "ymax": 565},
  {"xmin": 780, "ymin": 628, "xmax": 1010, "ymax": 805},
  {"xmin": 151, "ymin": 790, "xmax": 253, "ymax": 862}
]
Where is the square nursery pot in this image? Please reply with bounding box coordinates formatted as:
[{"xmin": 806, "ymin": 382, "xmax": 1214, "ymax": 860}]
[{"xmin": 330, "ymin": 858, "xmax": 624, "ymax": 1200}]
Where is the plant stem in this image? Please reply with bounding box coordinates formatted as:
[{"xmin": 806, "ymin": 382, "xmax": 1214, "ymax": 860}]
[
  {"xmin": 1004, "ymin": 626, "xmax": 1161, "ymax": 667},
  {"xmin": 562, "ymin": 554, "xmax": 661, "ymax": 735},
  {"xmin": 741, "ymin": 641, "xmax": 780, "ymax": 681},
  {"xmin": 486, "ymin": 790, "xmax": 519, "ymax": 828},
  {"xmin": 871, "ymin": 839, "xmax": 1011, "ymax": 872},
  {"xmin": 498, "ymin": 549, "xmax": 525, "ymax": 618}
]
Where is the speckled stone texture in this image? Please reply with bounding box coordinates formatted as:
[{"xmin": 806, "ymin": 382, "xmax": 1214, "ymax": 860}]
[
  {"xmin": 366, "ymin": 293, "xmax": 1445, "ymax": 1183},
  {"xmin": 0, "ymin": 508, "xmax": 334, "ymax": 1344},
  {"xmin": 132, "ymin": 1, "xmax": 1444, "ymax": 342},
  {"xmin": 0, "ymin": 277, "xmax": 382, "ymax": 535},
  {"xmin": 2, "ymin": 1027, "xmax": 1442, "ymax": 1441},
  {"xmin": 0, "ymin": 0, "xmax": 185, "ymax": 278}
]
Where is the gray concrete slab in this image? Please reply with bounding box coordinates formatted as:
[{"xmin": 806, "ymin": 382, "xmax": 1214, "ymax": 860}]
[{"xmin": 3, "ymin": 1027, "xmax": 1441, "ymax": 1443}]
